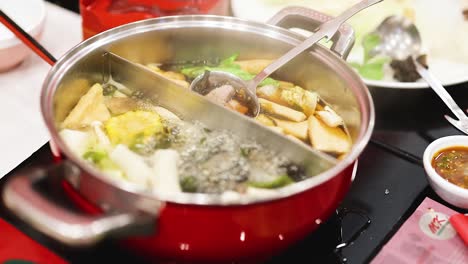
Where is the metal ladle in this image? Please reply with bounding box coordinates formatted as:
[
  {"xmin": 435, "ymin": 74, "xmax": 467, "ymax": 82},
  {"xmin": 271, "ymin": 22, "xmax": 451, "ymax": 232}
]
[
  {"xmin": 372, "ymin": 15, "xmax": 468, "ymax": 134},
  {"xmin": 190, "ymin": 0, "xmax": 384, "ymax": 117}
]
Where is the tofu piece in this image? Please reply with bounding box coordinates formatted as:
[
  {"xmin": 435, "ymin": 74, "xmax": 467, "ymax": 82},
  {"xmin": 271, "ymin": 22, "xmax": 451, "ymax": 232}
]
[
  {"xmin": 61, "ymin": 83, "xmax": 111, "ymax": 129},
  {"xmin": 259, "ymin": 98, "xmax": 306, "ymax": 122},
  {"xmin": 233, "ymin": 59, "xmax": 273, "ymax": 74},
  {"xmin": 271, "ymin": 118, "xmax": 308, "ymax": 141},
  {"xmin": 110, "ymin": 144, "xmax": 153, "ymax": 186},
  {"xmin": 302, "ymin": 91, "xmax": 319, "ymax": 116},
  {"xmin": 316, "ymin": 106, "xmax": 343, "ymax": 128},
  {"xmin": 258, "ymin": 85, "xmax": 318, "ymax": 116},
  {"xmin": 286, "ymin": 134, "xmax": 305, "ymax": 144},
  {"xmin": 54, "ymin": 78, "xmax": 91, "ymax": 123},
  {"xmin": 308, "ymin": 115, "xmax": 351, "ymax": 154},
  {"xmin": 146, "ymin": 63, "xmax": 190, "ymax": 88},
  {"xmin": 255, "ymin": 114, "xmax": 275, "ymax": 127},
  {"xmin": 268, "ymin": 126, "xmax": 284, "ymax": 134},
  {"xmin": 256, "ymin": 84, "xmax": 282, "ymax": 104}
]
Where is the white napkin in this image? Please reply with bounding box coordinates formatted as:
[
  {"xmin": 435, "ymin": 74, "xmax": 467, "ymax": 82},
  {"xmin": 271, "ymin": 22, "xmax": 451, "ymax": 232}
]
[{"xmin": 0, "ymin": 2, "xmax": 82, "ymax": 178}]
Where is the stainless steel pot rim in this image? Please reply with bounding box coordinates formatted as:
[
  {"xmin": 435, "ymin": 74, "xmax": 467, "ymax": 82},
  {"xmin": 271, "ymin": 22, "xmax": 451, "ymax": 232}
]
[{"xmin": 41, "ymin": 15, "xmax": 375, "ymax": 206}]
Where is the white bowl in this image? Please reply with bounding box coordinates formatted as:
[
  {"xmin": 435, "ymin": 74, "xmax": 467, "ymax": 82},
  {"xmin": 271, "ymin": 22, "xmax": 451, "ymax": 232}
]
[
  {"xmin": 0, "ymin": 0, "xmax": 46, "ymax": 72},
  {"xmin": 423, "ymin": 135, "xmax": 468, "ymax": 209}
]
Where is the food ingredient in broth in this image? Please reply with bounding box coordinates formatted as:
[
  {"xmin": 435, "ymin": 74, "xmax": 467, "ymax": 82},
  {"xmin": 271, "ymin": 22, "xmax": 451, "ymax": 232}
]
[
  {"xmin": 151, "ymin": 53, "xmax": 352, "ymax": 157},
  {"xmin": 59, "ymin": 82, "xmax": 309, "ymax": 200}
]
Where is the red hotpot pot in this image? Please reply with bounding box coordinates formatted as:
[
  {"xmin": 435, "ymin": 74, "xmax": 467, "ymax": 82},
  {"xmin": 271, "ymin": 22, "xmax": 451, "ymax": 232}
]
[{"xmin": 2, "ymin": 7, "xmax": 374, "ymax": 263}]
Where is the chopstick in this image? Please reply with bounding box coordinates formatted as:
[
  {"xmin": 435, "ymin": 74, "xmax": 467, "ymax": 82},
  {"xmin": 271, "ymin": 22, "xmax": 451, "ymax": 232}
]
[
  {"xmin": 370, "ymin": 138, "xmax": 423, "ymax": 167},
  {"xmin": 0, "ymin": 10, "xmax": 56, "ymax": 65}
]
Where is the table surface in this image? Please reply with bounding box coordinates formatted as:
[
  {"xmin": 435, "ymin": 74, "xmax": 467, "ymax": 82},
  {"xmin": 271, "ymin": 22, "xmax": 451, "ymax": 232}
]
[{"xmin": 1, "ymin": 1, "xmax": 468, "ymax": 264}]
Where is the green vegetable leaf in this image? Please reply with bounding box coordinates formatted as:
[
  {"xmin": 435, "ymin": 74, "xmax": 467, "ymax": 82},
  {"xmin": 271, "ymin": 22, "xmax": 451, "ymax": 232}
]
[
  {"xmin": 83, "ymin": 149, "xmax": 120, "ymax": 171},
  {"xmin": 219, "ymin": 53, "xmax": 239, "ymax": 66},
  {"xmin": 362, "ymin": 33, "xmax": 381, "ymax": 62},
  {"xmin": 367, "ymin": 55, "xmax": 391, "ymax": 65},
  {"xmin": 180, "ymin": 176, "xmax": 198, "ymax": 192},
  {"xmin": 83, "ymin": 149, "xmax": 107, "ymax": 164},
  {"xmin": 355, "ymin": 55, "xmax": 391, "ymax": 80},
  {"xmin": 248, "ymin": 175, "xmax": 294, "ymax": 189},
  {"xmin": 180, "ymin": 54, "xmax": 279, "ymax": 87},
  {"xmin": 240, "ymin": 146, "xmax": 253, "ymax": 157}
]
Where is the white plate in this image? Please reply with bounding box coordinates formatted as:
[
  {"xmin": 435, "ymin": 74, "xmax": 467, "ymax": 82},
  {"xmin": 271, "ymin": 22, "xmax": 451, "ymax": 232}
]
[{"xmin": 231, "ymin": 0, "xmax": 468, "ymax": 89}]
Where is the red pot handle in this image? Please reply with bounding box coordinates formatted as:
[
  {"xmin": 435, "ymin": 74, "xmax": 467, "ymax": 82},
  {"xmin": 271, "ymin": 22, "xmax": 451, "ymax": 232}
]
[
  {"xmin": 2, "ymin": 161, "xmax": 155, "ymax": 247},
  {"xmin": 266, "ymin": 6, "xmax": 355, "ymax": 59}
]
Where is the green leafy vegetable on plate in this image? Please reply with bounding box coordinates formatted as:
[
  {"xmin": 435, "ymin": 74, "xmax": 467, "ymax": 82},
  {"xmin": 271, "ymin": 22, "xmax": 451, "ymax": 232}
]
[{"xmin": 350, "ymin": 33, "xmax": 391, "ymax": 80}]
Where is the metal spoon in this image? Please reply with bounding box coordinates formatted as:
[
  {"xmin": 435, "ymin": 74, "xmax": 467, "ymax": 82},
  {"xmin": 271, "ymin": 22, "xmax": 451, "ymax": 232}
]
[
  {"xmin": 372, "ymin": 15, "xmax": 468, "ymax": 135},
  {"xmin": 190, "ymin": 0, "xmax": 384, "ymax": 117}
]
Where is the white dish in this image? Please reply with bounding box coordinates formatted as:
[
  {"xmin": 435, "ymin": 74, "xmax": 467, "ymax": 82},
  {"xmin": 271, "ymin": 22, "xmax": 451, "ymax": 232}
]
[
  {"xmin": 231, "ymin": 0, "xmax": 468, "ymax": 89},
  {"xmin": 423, "ymin": 135, "xmax": 468, "ymax": 209},
  {"xmin": 0, "ymin": 0, "xmax": 46, "ymax": 72}
]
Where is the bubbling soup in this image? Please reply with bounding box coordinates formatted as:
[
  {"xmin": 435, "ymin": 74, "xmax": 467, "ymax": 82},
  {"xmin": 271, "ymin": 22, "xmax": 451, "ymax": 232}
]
[
  {"xmin": 59, "ymin": 82, "xmax": 309, "ymax": 199},
  {"xmin": 144, "ymin": 54, "xmax": 352, "ymax": 158}
]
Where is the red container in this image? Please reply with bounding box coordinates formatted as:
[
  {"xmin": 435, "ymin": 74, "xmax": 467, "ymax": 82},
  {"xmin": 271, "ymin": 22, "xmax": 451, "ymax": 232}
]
[
  {"xmin": 122, "ymin": 164, "xmax": 356, "ymax": 262},
  {"xmin": 79, "ymin": 0, "xmax": 230, "ymax": 39}
]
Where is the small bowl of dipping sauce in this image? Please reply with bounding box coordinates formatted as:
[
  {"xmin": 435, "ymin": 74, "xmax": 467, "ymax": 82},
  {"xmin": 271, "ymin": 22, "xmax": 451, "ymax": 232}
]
[{"xmin": 423, "ymin": 135, "xmax": 468, "ymax": 209}]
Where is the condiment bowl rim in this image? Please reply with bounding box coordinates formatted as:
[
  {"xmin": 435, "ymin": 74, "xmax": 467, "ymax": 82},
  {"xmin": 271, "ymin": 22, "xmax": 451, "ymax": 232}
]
[{"xmin": 423, "ymin": 135, "xmax": 468, "ymax": 198}]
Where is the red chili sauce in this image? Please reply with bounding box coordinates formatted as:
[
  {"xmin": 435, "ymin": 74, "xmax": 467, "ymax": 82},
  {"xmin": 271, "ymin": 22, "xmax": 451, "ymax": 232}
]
[{"xmin": 431, "ymin": 146, "xmax": 468, "ymax": 189}]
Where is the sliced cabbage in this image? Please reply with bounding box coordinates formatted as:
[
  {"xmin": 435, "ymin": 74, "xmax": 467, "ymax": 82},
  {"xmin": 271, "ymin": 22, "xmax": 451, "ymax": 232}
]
[
  {"xmin": 109, "ymin": 144, "xmax": 153, "ymax": 186},
  {"xmin": 59, "ymin": 129, "xmax": 95, "ymax": 157},
  {"xmin": 150, "ymin": 149, "xmax": 181, "ymax": 196}
]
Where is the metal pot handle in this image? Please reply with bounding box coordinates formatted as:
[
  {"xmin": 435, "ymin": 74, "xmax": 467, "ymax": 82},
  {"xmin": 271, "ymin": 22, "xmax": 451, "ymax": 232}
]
[
  {"xmin": 2, "ymin": 161, "xmax": 154, "ymax": 247},
  {"xmin": 267, "ymin": 6, "xmax": 355, "ymax": 59}
]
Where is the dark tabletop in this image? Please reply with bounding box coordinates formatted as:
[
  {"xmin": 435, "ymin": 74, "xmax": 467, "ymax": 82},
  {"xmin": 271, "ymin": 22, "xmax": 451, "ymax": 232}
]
[{"xmin": 1, "ymin": 1, "xmax": 468, "ymax": 264}]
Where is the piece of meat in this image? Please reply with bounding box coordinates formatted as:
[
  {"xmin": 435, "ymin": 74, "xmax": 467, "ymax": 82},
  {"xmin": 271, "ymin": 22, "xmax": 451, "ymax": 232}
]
[
  {"xmin": 205, "ymin": 84, "xmax": 235, "ymax": 105},
  {"xmin": 227, "ymin": 99, "xmax": 249, "ymax": 114}
]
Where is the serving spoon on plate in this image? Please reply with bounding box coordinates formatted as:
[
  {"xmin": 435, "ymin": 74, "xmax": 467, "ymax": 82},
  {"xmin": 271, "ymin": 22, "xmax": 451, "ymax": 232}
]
[
  {"xmin": 370, "ymin": 15, "xmax": 468, "ymax": 135},
  {"xmin": 190, "ymin": 0, "xmax": 384, "ymax": 117}
]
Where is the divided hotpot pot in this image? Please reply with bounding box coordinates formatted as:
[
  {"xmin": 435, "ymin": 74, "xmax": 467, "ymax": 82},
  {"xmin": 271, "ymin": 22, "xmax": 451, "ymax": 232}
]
[{"xmin": 2, "ymin": 7, "xmax": 374, "ymax": 263}]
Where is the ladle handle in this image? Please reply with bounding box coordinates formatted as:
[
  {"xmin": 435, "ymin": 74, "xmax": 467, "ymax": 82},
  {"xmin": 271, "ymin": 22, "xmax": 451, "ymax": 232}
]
[
  {"xmin": 414, "ymin": 60, "xmax": 468, "ymax": 121},
  {"xmin": 0, "ymin": 9, "xmax": 56, "ymax": 65},
  {"xmin": 255, "ymin": 0, "xmax": 383, "ymax": 86},
  {"xmin": 2, "ymin": 161, "xmax": 155, "ymax": 246}
]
